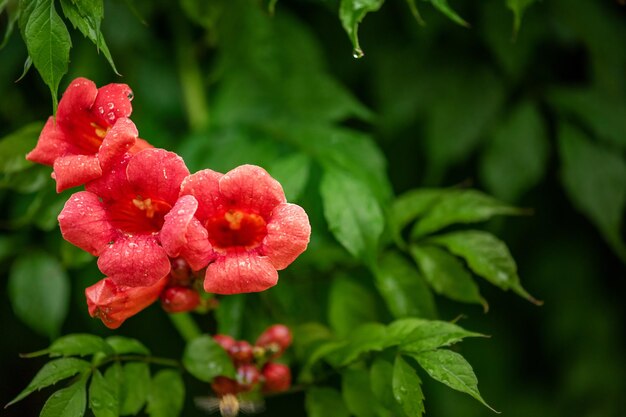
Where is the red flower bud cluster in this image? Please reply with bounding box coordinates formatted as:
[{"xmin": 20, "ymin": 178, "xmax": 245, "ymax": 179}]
[
  {"xmin": 26, "ymin": 78, "xmax": 311, "ymax": 328},
  {"xmin": 211, "ymin": 325, "xmax": 293, "ymax": 396}
]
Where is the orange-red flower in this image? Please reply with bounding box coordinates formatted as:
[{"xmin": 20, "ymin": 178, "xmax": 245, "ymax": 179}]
[
  {"xmin": 26, "ymin": 78, "xmax": 150, "ymax": 192},
  {"xmin": 58, "ymin": 148, "xmax": 198, "ymax": 287},
  {"xmin": 85, "ymin": 275, "xmax": 169, "ymax": 329},
  {"xmin": 165, "ymin": 165, "xmax": 311, "ymax": 294}
]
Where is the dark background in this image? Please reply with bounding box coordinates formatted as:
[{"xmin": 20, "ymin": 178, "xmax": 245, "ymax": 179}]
[{"xmin": 1, "ymin": 0, "xmax": 625, "ymax": 416}]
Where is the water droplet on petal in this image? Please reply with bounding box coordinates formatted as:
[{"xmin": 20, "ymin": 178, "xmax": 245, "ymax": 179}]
[
  {"xmin": 352, "ymin": 48, "xmax": 364, "ymax": 59},
  {"xmin": 106, "ymin": 112, "xmax": 116, "ymax": 122},
  {"xmin": 97, "ymin": 106, "xmax": 105, "ymax": 115},
  {"xmin": 127, "ymin": 92, "xmax": 134, "ymax": 101},
  {"xmin": 107, "ymin": 102, "xmax": 115, "ymax": 110}
]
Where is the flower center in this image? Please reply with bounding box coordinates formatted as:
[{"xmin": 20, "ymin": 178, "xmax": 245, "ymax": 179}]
[
  {"xmin": 108, "ymin": 196, "xmax": 171, "ymax": 234},
  {"xmin": 206, "ymin": 210, "xmax": 267, "ymax": 251}
]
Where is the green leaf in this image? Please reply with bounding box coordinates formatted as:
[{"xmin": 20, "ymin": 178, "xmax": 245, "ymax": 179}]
[
  {"xmin": 119, "ymin": 362, "xmax": 150, "ymax": 416},
  {"xmin": 370, "ymin": 357, "xmax": 397, "ymax": 410},
  {"xmin": 430, "ymin": 230, "xmax": 539, "ymax": 303},
  {"xmin": 23, "ymin": 0, "xmax": 71, "ymax": 110},
  {"xmin": 425, "ymin": 68, "xmax": 504, "ymax": 180},
  {"xmin": 374, "ymin": 251, "xmax": 437, "ymax": 319},
  {"xmin": 183, "ymin": 335, "xmax": 236, "ymax": 382},
  {"xmin": 306, "ymin": 387, "xmax": 350, "ymax": 417},
  {"xmin": 8, "ymin": 252, "xmax": 70, "ymax": 338},
  {"xmin": 18, "ymin": 0, "xmax": 38, "ymax": 39},
  {"xmin": 180, "ymin": 0, "xmax": 224, "ymax": 29},
  {"xmin": 339, "ymin": 0, "xmax": 385, "ymax": 58},
  {"xmin": 342, "ymin": 368, "xmax": 385, "ymax": 417},
  {"xmin": 40, "ymin": 372, "xmax": 88, "ymax": 417},
  {"xmin": 550, "ymin": 88, "xmax": 626, "ymax": 150},
  {"xmin": 146, "ymin": 370, "xmax": 185, "ymax": 417},
  {"xmin": 506, "ymin": 0, "xmax": 537, "ymax": 34},
  {"xmin": 427, "ymin": 0, "xmax": 469, "ymax": 27},
  {"xmin": 306, "ymin": 128, "xmax": 390, "ymax": 203},
  {"xmin": 558, "ymin": 123, "xmax": 626, "ymax": 261},
  {"xmin": 268, "ymin": 152, "xmax": 311, "ymax": 201},
  {"xmin": 6, "ymin": 358, "xmax": 91, "ymax": 406},
  {"xmin": 292, "ymin": 322, "xmax": 334, "ymax": 361},
  {"xmin": 390, "ymin": 188, "xmax": 447, "ymax": 244},
  {"xmin": 399, "ymin": 320, "xmax": 485, "ymax": 353},
  {"xmin": 480, "ymin": 101, "xmax": 549, "ymax": 202},
  {"xmin": 320, "ymin": 167, "xmax": 384, "ymax": 262},
  {"xmin": 386, "ymin": 318, "xmax": 429, "ymax": 345},
  {"xmin": 404, "ymin": 0, "xmax": 424, "ymax": 25},
  {"xmin": 410, "ymin": 244, "xmax": 486, "ymax": 309},
  {"xmin": 59, "ymin": 0, "xmax": 118, "ymax": 74},
  {"xmin": 0, "ymin": 0, "xmax": 19, "ymax": 49},
  {"xmin": 105, "ymin": 336, "xmax": 150, "ymax": 356},
  {"xmin": 410, "ymin": 189, "xmax": 524, "ymax": 239},
  {"xmin": 411, "ymin": 349, "xmax": 496, "ymax": 412},
  {"xmin": 298, "ymin": 340, "xmax": 345, "ymax": 383},
  {"xmin": 47, "ymin": 334, "xmax": 113, "ymax": 358},
  {"xmin": 215, "ymin": 294, "xmax": 246, "ymax": 339},
  {"xmin": 0, "ymin": 122, "xmax": 42, "ymax": 174},
  {"xmin": 392, "ymin": 355, "xmax": 424, "ymax": 417},
  {"xmin": 327, "ymin": 323, "xmax": 388, "ymax": 366},
  {"xmin": 0, "ymin": 165, "xmax": 51, "ymax": 192},
  {"xmin": 328, "ymin": 275, "xmax": 379, "ymax": 337},
  {"xmin": 89, "ymin": 370, "xmax": 118, "ymax": 417}
]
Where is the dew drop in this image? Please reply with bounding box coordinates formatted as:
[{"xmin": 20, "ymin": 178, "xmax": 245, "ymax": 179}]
[
  {"xmin": 352, "ymin": 48, "xmax": 364, "ymax": 59},
  {"xmin": 97, "ymin": 106, "xmax": 105, "ymax": 115},
  {"xmin": 127, "ymin": 92, "xmax": 134, "ymax": 101},
  {"xmin": 106, "ymin": 112, "xmax": 116, "ymax": 122},
  {"xmin": 107, "ymin": 102, "xmax": 115, "ymax": 110}
]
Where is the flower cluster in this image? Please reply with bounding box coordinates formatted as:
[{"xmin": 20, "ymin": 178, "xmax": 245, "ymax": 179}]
[
  {"xmin": 27, "ymin": 78, "xmax": 311, "ymax": 328},
  {"xmin": 212, "ymin": 325, "xmax": 293, "ymax": 396}
]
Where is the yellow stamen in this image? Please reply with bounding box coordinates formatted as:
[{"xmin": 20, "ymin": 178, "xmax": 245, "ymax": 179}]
[
  {"xmin": 224, "ymin": 210, "xmax": 244, "ymax": 230},
  {"xmin": 133, "ymin": 198, "xmax": 155, "ymax": 218}
]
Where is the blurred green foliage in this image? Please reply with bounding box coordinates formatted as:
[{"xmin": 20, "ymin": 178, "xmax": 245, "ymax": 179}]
[{"xmin": 1, "ymin": 0, "xmax": 625, "ymax": 416}]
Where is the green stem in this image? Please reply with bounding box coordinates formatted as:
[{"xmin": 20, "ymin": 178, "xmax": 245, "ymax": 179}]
[
  {"xmin": 173, "ymin": 13, "xmax": 209, "ymax": 132},
  {"xmin": 168, "ymin": 312, "xmax": 202, "ymax": 343},
  {"xmin": 96, "ymin": 354, "xmax": 182, "ymax": 369}
]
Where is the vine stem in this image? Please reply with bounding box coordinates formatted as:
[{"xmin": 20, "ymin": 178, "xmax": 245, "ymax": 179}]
[
  {"xmin": 168, "ymin": 312, "xmax": 202, "ymax": 343},
  {"xmin": 173, "ymin": 12, "xmax": 209, "ymax": 132}
]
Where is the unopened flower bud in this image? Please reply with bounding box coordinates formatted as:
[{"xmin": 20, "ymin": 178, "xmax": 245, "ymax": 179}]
[
  {"xmin": 255, "ymin": 324, "xmax": 292, "ymax": 359},
  {"xmin": 213, "ymin": 334, "xmax": 236, "ymax": 352},
  {"xmin": 86, "ymin": 276, "xmax": 168, "ymax": 329},
  {"xmin": 229, "ymin": 341, "xmax": 254, "ymax": 365},
  {"xmin": 236, "ymin": 364, "xmax": 260, "ymax": 392},
  {"xmin": 262, "ymin": 363, "xmax": 291, "ymax": 393},
  {"xmin": 160, "ymin": 286, "xmax": 200, "ymax": 313},
  {"xmin": 211, "ymin": 376, "xmax": 239, "ymax": 396},
  {"xmin": 170, "ymin": 258, "xmax": 192, "ymax": 286}
]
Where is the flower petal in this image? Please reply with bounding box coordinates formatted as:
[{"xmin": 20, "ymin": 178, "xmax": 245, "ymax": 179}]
[
  {"xmin": 92, "ymin": 82, "xmax": 134, "ymax": 127},
  {"xmin": 85, "ymin": 154, "xmax": 133, "ymax": 202},
  {"xmin": 204, "ymin": 252, "xmax": 278, "ymax": 294},
  {"xmin": 56, "ymin": 78, "xmax": 98, "ymax": 127},
  {"xmin": 86, "ymin": 275, "xmax": 168, "ymax": 329},
  {"xmin": 161, "ymin": 195, "xmax": 214, "ymax": 270},
  {"xmin": 97, "ymin": 118, "xmax": 138, "ymax": 170},
  {"xmin": 180, "ymin": 169, "xmax": 224, "ymax": 221},
  {"xmin": 219, "ymin": 165, "xmax": 286, "ymax": 217},
  {"xmin": 53, "ymin": 155, "xmax": 103, "ymax": 192},
  {"xmin": 127, "ymin": 148, "xmax": 190, "ymax": 204},
  {"xmin": 130, "ymin": 137, "xmax": 154, "ymax": 153},
  {"xmin": 26, "ymin": 117, "xmax": 72, "ymax": 166},
  {"xmin": 98, "ymin": 234, "xmax": 170, "ymax": 287},
  {"xmin": 262, "ymin": 203, "xmax": 311, "ymax": 270},
  {"xmin": 58, "ymin": 191, "xmax": 118, "ymax": 255}
]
